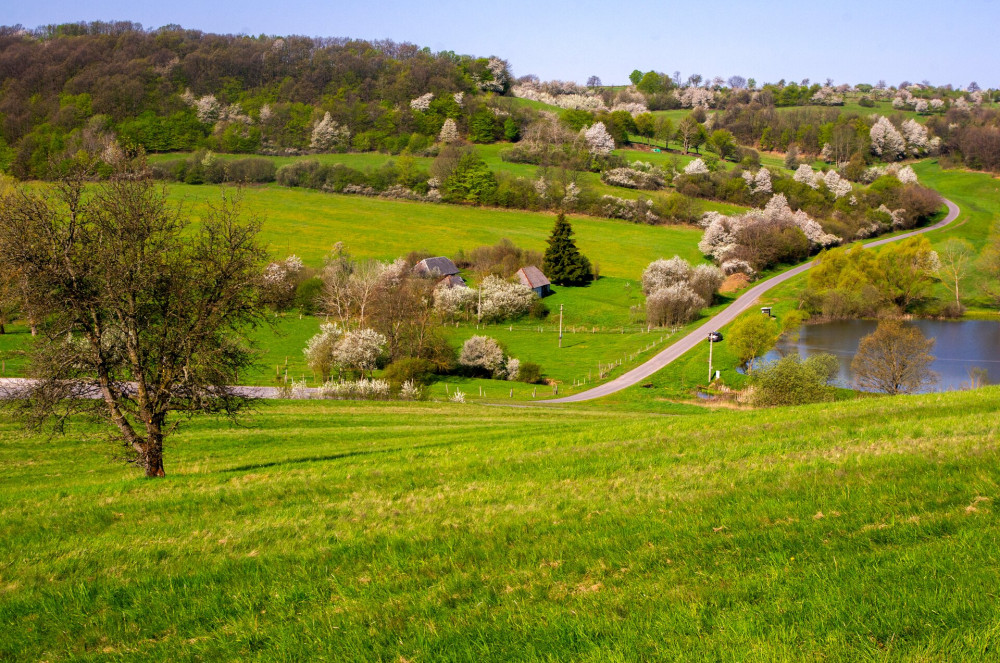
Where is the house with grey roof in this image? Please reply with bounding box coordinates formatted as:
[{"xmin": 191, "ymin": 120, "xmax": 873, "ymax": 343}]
[
  {"xmin": 516, "ymin": 266, "xmax": 551, "ymax": 297},
  {"xmin": 414, "ymin": 256, "xmax": 460, "ymax": 277}
]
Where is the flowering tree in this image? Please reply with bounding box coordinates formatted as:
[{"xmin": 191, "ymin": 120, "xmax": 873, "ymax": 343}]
[
  {"xmin": 433, "ymin": 282, "xmax": 475, "ymax": 319},
  {"xmin": 901, "ymin": 119, "xmax": 929, "ymax": 156},
  {"xmin": 642, "ymin": 256, "xmax": 692, "ymax": 294},
  {"xmin": 334, "ymin": 328, "xmax": 387, "ymax": 377},
  {"xmin": 896, "ymin": 165, "xmax": 918, "ymax": 184},
  {"xmin": 262, "ymin": 254, "xmax": 305, "ymax": 309},
  {"xmin": 459, "ymin": 335, "xmax": 506, "ymax": 377},
  {"xmin": 646, "ymin": 284, "xmax": 705, "ymax": 326},
  {"xmin": 683, "ymin": 158, "xmax": 709, "ymax": 175},
  {"xmin": 478, "ymin": 275, "xmax": 535, "ymax": 322},
  {"xmin": 689, "ymin": 264, "xmax": 725, "ymax": 303},
  {"xmin": 870, "ymin": 116, "xmax": 906, "ymax": 161},
  {"xmin": 304, "ymin": 322, "xmax": 343, "ymax": 381},
  {"xmin": 438, "ymin": 118, "xmax": 460, "ymax": 143},
  {"xmin": 583, "ymin": 122, "xmax": 615, "ymax": 155},
  {"xmin": 310, "ymin": 112, "xmax": 350, "ymax": 151},
  {"xmin": 793, "ymin": 164, "xmax": 818, "ymax": 187},
  {"xmin": 410, "ymin": 93, "xmax": 434, "ymax": 112}
]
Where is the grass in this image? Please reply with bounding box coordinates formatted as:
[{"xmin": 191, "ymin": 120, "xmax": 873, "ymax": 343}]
[
  {"xmin": 167, "ymin": 182, "xmax": 703, "ymax": 276},
  {"xmin": 2, "ymin": 390, "xmax": 1000, "ymax": 660}
]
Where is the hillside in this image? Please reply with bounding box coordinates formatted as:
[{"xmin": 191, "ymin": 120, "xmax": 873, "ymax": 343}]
[{"xmin": 2, "ymin": 388, "xmax": 999, "ymax": 659}]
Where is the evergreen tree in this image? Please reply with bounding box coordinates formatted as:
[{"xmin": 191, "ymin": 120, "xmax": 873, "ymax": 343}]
[{"xmin": 542, "ymin": 214, "xmax": 593, "ymax": 286}]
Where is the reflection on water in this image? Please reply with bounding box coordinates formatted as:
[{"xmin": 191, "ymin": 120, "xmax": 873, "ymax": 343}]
[{"xmin": 760, "ymin": 319, "xmax": 1000, "ymax": 393}]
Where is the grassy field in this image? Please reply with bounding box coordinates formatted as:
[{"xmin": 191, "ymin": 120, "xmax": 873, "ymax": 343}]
[
  {"xmin": 2, "ymin": 389, "xmax": 1000, "ymax": 660},
  {"xmin": 166, "ymin": 182, "xmax": 704, "ymax": 275}
]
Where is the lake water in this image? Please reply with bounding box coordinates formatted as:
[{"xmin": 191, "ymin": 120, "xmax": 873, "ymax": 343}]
[{"xmin": 759, "ymin": 319, "xmax": 1000, "ymax": 393}]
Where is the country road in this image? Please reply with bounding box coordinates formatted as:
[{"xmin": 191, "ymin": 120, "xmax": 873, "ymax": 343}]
[{"xmin": 544, "ymin": 197, "xmax": 961, "ymax": 404}]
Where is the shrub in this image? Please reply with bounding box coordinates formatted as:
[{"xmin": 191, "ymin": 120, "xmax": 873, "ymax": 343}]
[
  {"xmin": 459, "ymin": 335, "xmax": 507, "ymax": 378},
  {"xmin": 383, "ymin": 358, "xmax": 436, "ymax": 386},
  {"xmin": 518, "ymin": 362, "xmax": 544, "ymax": 384},
  {"xmin": 529, "ymin": 299, "xmax": 550, "ymax": 319},
  {"xmin": 750, "ymin": 354, "xmax": 838, "ymax": 407},
  {"xmin": 295, "ymin": 277, "xmax": 323, "ymax": 315},
  {"xmin": 646, "ymin": 284, "xmax": 705, "ymax": 327}
]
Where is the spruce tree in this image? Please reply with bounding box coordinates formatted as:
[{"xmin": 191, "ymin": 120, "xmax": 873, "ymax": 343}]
[{"xmin": 542, "ymin": 214, "xmax": 593, "ymax": 286}]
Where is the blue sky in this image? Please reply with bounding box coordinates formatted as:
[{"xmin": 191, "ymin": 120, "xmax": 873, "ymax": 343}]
[{"xmin": 7, "ymin": 0, "xmax": 999, "ymax": 88}]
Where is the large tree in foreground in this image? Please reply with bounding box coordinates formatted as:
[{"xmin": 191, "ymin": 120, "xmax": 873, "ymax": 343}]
[
  {"xmin": 542, "ymin": 214, "xmax": 593, "ymax": 286},
  {"xmin": 851, "ymin": 320, "xmax": 937, "ymax": 395},
  {"xmin": 0, "ymin": 160, "xmax": 269, "ymax": 477}
]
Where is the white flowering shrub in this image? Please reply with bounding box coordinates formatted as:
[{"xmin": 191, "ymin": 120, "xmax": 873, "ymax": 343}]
[
  {"xmin": 453, "ymin": 92, "xmax": 464, "ymax": 106},
  {"xmin": 433, "ymin": 283, "xmax": 475, "ymax": 319},
  {"xmin": 870, "ymin": 116, "xmax": 906, "ymax": 160},
  {"xmin": 478, "ymin": 276, "xmax": 535, "ymax": 322},
  {"xmin": 679, "ymin": 87, "xmax": 715, "ymax": 109},
  {"xmin": 914, "ymin": 99, "xmax": 929, "ymax": 113},
  {"xmin": 475, "ymin": 57, "xmax": 510, "ymax": 92},
  {"xmin": 304, "ymin": 322, "xmax": 344, "ymax": 381},
  {"xmin": 822, "ymin": 170, "xmax": 853, "ymax": 199},
  {"xmin": 601, "ymin": 167, "xmax": 665, "ymax": 190},
  {"xmin": 505, "ymin": 357, "xmax": 520, "ymax": 381},
  {"xmin": 646, "ymin": 284, "xmax": 706, "ymax": 327},
  {"xmin": 334, "ymin": 328, "xmax": 387, "ymax": 375},
  {"xmin": 721, "ymin": 259, "xmax": 756, "ymax": 278},
  {"xmin": 410, "ymin": 92, "xmax": 434, "ymax": 112},
  {"xmin": 599, "ymin": 196, "xmax": 659, "ymax": 224},
  {"xmin": 438, "ymin": 118, "xmax": 460, "ymax": 143},
  {"xmin": 583, "ymin": 122, "xmax": 615, "ymax": 155},
  {"xmin": 930, "ymin": 98, "xmax": 945, "ymax": 110},
  {"xmin": 449, "ymin": 389, "xmax": 467, "ymax": 403},
  {"xmin": 459, "ymin": 335, "xmax": 506, "ymax": 377},
  {"xmin": 317, "ymin": 378, "xmax": 392, "ymax": 401},
  {"xmin": 399, "ymin": 379, "xmax": 422, "ymax": 401},
  {"xmin": 861, "ymin": 165, "xmax": 887, "ymax": 183},
  {"xmin": 794, "ymin": 164, "xmax": 820, "ymax": 188},
  {"xmin": 896, "ymin": 165, "xmax": 918, "ymax": 184},
  {"xmin": 310, "ymin": 112, "xmax": 350, "ymax": 151},
  {"xmin": 684, "ymin": 158, "xmax": 709, "ymax": 175},
  {"xmin": 642, "ymin": 256, "xmax": 692, "ymax": 294},
  {"xmin": 811, "ymin": 87, "xmax": 844, "ymax": 105}
]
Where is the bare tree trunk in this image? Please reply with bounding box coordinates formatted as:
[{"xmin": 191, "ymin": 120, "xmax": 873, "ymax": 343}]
[{"xmin": 144, "ymin": 435, "xmax": 165, "ymax": 477}]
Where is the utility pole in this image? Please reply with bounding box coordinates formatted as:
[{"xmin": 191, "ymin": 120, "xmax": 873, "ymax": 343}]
[
  {"xmin": 708, "ymin": 336, "xmax": 714, "ymax": 383},
  {"xmin": 558, "ymin": 304, "xmax": 564, "ymax": 348}
]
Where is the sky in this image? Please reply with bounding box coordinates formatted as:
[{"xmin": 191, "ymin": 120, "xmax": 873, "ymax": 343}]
[{"xmin": 7, "ymin": 0, "xmax": 1000, "ymax": 88}]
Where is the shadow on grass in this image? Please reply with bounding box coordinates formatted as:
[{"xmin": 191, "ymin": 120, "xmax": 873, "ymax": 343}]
[{"xmin": 219, "ymin": 438, "xmax": 464, "ymax": 473}]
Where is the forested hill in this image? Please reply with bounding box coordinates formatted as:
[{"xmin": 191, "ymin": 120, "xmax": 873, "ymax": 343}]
[{"xmin": 0, "ymin": 22, "xmax": 513, "ymax": 176}]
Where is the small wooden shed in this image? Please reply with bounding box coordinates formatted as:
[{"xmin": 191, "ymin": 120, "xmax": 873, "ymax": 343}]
[{"xmin": 516, "ymin": 266, "xmax": 551, "ymax": 297}]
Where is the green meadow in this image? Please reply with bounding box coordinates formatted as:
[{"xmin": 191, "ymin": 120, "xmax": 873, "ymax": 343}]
[{"xmin": 2, "ymin": 389, "xmax": 1000, "ymax": 660}]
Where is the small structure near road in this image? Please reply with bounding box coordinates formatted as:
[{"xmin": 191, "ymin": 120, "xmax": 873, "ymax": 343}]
[
  {"xmin": 414, "ymin": 256, "xmax": 460, "ymax": 278},
  {"xmin": 516, "ymin": 266, "xmax": 551, "ymax": 297}
]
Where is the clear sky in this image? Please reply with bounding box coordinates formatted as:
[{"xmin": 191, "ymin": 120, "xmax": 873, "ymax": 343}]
[{"xmin": 7, "ymin": 0, "xmax": 999, "ymax": 88}]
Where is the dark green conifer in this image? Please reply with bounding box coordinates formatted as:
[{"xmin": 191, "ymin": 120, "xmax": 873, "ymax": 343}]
[{"xmin": 542, "ymin": 213, "xmax": 593, "ymax": 286}]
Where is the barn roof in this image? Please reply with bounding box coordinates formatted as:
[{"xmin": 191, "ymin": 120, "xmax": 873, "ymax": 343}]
[
  {"xmin": 437, "ymin": 274, "xmax": 466, "ymax": 288},
  {"xmin": 516, "ymin": 266, "xmax": 550, "ymax": 289},
  {"xmin": 415, "ymin": 256, "xmax": 459, "ymax": 276}
]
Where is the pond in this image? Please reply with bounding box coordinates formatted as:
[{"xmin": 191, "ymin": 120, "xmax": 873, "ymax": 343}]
[{"xmin": 757, "ymin": 319, "xmax": 1000, "ymax": 393}]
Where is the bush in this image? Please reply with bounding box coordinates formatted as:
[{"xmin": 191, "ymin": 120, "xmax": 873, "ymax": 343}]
[
  {"xmin": 529, "ymin": 299, "xmax": 550, "ymax": 319},
  {"xmin": 294, "ymin": 277, "xmax": 323, "ymax": 315},
  {"xmin": 750, "ymin": 354, "xmax": 838, "ymax": 407},
  {"xmin": 383, "ymin": 358, "xmax": 436, "ymax": 386},
  {"xmin": 518, "ymin": 362, "xmax": 544, "ymax": 384},
  {"xmin": 646, "ymin": 284, "xmax": 705, "ymax": 327}
]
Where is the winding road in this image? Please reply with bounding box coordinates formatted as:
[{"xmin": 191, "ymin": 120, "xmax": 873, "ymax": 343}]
[{"xmin": 545, "ymin": 197, "xmax": 961, "ymax": 404}]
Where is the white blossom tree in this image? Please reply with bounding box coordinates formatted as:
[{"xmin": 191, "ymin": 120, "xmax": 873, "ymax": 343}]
[
  {"xmin": 334, "ymin": 328, "xmax": 387, "ymax": 377},
  {"xmin": 583, "ymin": 122, "xmax": 615, "ymax": 155},
  {"xmin": 304, "ymin": 323, "xmax": 344, "ymax": 382},
  {"xmin": 901, "ymin": 119, "xmax": 929, "ymax": 156},
  {"xmin": 478, "ymin": 275, "xmax": 535, "ymax": 322},
  {"xmin": 646, "ymin": 284, "xmax": 705, "ymax": 327},
  {"xmin": 410, "ymin": 92, "xmax": 434, "ymax": 111},
  {"xmin": 438, "ymin": 118, "xmax": 460, "ymax": 143},
  {"xmin": 683, "ymin": 158, "xmax": 709, "ymax": 175},
  {"xmin": 870, "ymin": 116, "xmax": 906, "ymax": 161},
  {"xmin": 459, "ymin": 335, "xmax": 507, "ymax": 377},
  {"xmin": 642, "ymin": 256, "xmax": 692, "ymax": 294},
  {"xmin": 433, "ymin": 282, "xmax": 475, "ymax": 319},
  {"xmin": 310, "ymin": 112, "xmax": 350, "ymax": 151}
]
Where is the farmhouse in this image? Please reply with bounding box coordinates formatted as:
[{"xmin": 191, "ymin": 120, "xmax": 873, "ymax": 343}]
[
  {"xmin": 516, "ymin": 266, "xmax": 551, "ymax": 297},
  {"xmin": 414, "ymin": 256, "xmax": 460, "ymax": 277}
]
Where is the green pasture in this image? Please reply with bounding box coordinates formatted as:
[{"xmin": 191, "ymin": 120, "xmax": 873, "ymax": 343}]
[{"xmin": 3, "ymin": 389, "xmax": 1000, "ymax": 660}]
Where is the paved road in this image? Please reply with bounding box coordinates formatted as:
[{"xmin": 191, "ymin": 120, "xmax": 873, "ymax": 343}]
[{"xmin": 545, "ymin": 198, "xmax": 961, "ymax": 404}]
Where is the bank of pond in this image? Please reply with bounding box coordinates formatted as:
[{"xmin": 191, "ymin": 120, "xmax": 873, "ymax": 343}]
[{"xmin": 754, "ymin": 319, "xmax": 1000, "ymax": 393}]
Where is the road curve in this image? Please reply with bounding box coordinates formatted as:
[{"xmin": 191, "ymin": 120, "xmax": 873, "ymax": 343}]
[{"xmin": 545, "ymin": 197, "xmax": 961, "ymax": 404}]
